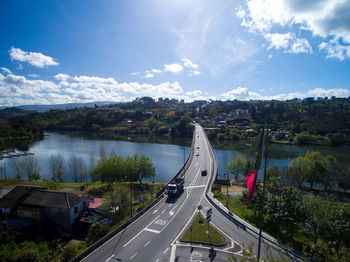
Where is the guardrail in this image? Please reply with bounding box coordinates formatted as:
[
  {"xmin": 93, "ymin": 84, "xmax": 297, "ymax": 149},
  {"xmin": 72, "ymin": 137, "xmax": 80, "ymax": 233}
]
[
  {"xmin": 71, "ymin": 126, "xmax": 196, "ymax": 262},
  {"xmin": 201, "ymin": 128, "xmax": 302, "ymax": 261},
  {"xmin": 156, "ymin": 126, "xmax": 196, "ymax": 197}
]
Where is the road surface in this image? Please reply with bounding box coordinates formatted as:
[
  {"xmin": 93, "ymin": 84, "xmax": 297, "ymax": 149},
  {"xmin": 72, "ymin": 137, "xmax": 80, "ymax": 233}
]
[{"xmin": 81, "ymin": 124, "xmax": 289, "ymax": 262}]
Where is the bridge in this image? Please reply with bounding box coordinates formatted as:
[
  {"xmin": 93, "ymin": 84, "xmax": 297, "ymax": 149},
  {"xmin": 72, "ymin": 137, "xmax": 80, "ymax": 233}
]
[{"xmin": 75, "ymin": 124, "xmax": 299, "ymax": 262}]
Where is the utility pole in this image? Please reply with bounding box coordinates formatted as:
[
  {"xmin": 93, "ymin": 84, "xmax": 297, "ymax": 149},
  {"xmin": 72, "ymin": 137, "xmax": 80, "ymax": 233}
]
[
  {"xmin": 257, "ymin": 125, "xmax": 269, "ymax": 261},
  {"xmin": 129, "ymin": 170, "xmax": 133, "ymax": 218}
]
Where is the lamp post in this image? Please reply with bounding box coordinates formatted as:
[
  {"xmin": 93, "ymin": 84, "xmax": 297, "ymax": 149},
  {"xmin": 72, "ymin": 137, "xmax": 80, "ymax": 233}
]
[{"xmin": 125, "ymin": 175, "xmax": 132, "ymax": 218}]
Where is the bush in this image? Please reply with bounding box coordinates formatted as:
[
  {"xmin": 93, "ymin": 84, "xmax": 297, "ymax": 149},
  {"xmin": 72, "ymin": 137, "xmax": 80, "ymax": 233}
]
[{"xmin": 85, "ymin": 223, "xmax": 110, "ymax": 246}]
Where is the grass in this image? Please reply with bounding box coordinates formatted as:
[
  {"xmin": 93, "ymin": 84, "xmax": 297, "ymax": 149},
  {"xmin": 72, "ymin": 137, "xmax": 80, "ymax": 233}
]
[
  {"xmin": 181, "ymin": 213, "xmax": 226, "ymax": 246},
  {"xmin": 213, "ymin": 190, "xmax": 313, "ymax": 253}
]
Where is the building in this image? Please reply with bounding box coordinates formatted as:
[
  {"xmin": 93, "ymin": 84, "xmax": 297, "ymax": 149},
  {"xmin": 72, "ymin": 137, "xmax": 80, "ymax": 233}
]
[{"xmin": 0, "ymin": 186, "xmax": 89, "ymax": 231}]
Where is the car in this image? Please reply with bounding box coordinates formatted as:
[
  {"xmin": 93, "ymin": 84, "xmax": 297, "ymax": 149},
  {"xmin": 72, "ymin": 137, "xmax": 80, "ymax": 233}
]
[
  {"xmin": 201, "ymin": 169, "xmax": 207, "ymax": 176},
  {"xmin": 195, "ymin": 151, "xmax": 200, "ymax": 156},
  {"xmin": 196, "ymin": 145, "xmax": 200, "ymax": 149}
]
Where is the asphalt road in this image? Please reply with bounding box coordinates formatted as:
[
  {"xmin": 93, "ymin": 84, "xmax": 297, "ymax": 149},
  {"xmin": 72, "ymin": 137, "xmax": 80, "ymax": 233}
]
[
  {"xmin": 82, "ymin": 124, "xmax": 214, "ymax": 262},
  {"xmin": 82, "ymin": 124, "xmax": 293, "ymax": 262}
]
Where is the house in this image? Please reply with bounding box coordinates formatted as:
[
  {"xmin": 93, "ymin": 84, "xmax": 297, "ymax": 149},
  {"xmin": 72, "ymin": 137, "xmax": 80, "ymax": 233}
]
[
  {"xmin": 0, "ymin": 186, "xmax": 41, "ymax": 215},
  {"xmin": 0, "ymin": 186, "xmax": 89, "ymax": 231},
  {"xmin": 20, "ymin": 189, "xmax": 89, "ymax": 231}
]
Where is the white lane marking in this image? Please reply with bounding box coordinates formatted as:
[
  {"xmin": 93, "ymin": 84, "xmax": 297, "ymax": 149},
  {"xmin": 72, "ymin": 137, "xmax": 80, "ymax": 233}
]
[
  {"xmin": 123, "ymin": 215, "xmax": 160, "ymax": 247},
  {"xmin": 144, "ymin": 228, "xmax": 161, "ymax": 234},
  {"xmin": 184, "ymin": 185, "xmax": 206, "ymax": 189},
  {"xmin": 161, "ymin": 210, "xmax": 166, "ymax": 214},
  {"xmin": 169, "ymin": 204, "xmax": 178, "ymax": 216},
  {"xmin": 155, "ymin": 259, "xmax": 159, "ymax": 262},
  {"xmin": 153, "ymin": 209, "xmax": 158, "ymax": 214},
  {"xmin": 163, "ymin": 247, "xmax": 169, "ymax": 254},
  {"xmin": 83, "ymin": 195, "xmax": 165, "ymax": 261},
  {"xmin": 129, "ymin": 252, "xmax": 137, "ymax": 260},
  {"xmin": 169, "ymin": 244, "xmax": 177, "ymax": 262},
  {"xmin": 195, "ymin": 163, "xmax": 199, "ymax": 167},
  {"xmin": 144, "ymin": 240, "xmax": 151, "ymax": 247},
  {"xmin": 106, "ymin": 255, "xmax": 114, "ymax": 261}
]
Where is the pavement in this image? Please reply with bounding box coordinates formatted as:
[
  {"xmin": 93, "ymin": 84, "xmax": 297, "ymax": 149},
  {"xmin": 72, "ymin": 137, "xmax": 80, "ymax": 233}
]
[{"xmin": 81, "ymin": 124, "xmax": 299, "ymax": 262}]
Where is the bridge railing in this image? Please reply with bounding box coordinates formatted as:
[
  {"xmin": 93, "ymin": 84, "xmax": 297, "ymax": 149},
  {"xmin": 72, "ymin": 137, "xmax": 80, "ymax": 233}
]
[
  {"xmin": 156, "ymin": 126, "xmax": 196, "ymax": 197},
  {"xmin": 70, "ymin": 126, "xmax": 196, "ymax": 262}
]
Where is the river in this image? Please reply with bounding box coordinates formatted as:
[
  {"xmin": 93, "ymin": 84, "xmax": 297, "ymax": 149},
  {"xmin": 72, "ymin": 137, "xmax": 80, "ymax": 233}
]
[{"xmin": 1, "ymin": 131, "xmax": 349, "ymax": 182}]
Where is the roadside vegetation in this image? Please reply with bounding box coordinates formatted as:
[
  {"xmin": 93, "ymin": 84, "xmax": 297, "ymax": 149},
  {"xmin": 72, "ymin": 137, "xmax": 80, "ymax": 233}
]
[
  {"xmin": 0, "ymin": 148, "xmax": 167, "ymax": 261},
  {"xmin": 215, "ymin": 152, "xmax": 350, "ymax": 261},
  {"xmin": 180, "ymin": 213, "xmax": 226, "ymax": 246}
]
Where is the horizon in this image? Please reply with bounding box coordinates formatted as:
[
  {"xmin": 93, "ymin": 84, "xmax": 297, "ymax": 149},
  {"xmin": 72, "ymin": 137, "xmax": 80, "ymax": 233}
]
[{"xmin": 1, "ymin": 0, "xmax": 350, "ymax": 107}]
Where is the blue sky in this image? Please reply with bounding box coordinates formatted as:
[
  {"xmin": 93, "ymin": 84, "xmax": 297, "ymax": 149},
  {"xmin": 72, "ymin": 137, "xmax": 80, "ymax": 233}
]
[{"xmin": 1, "ymin": 0, "xmax": 350, "ymax": 106}]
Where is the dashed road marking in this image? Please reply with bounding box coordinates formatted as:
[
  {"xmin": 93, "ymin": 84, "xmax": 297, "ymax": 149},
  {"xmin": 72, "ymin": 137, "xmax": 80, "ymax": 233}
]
[
  {"xmin": 153, "ymin": 209, "xmax": 158, "ymax": 214},
  {"xmin": 145, "ymin": 240, "xmax": 151, "ymax": 247},
  {"xmin": 144, "ymin": 228, "xmax": 160, "ymax": 234},
  {"xmin": 163, "ymin": 247, "xmax": 169, "ymax": 254},
  {"xmin": 106, "ymin": 255, "xmax": 114, "ymax": 261},
  {"xmin": 161, "ymin": 210, "xmax": 166, "ymax": 214},
  {"xmin": 129, "ymin": 252, "xmax": 137, "ymax": 260}
]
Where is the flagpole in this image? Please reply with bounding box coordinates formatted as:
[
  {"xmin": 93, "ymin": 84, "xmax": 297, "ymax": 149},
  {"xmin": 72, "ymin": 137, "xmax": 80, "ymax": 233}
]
[{"xmin": 257, "ymin": 115, "xmax": 269, "ymax": 261}]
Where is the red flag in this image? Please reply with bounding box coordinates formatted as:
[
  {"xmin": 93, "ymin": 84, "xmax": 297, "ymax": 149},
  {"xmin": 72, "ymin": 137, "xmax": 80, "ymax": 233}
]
[{"xmin": 244, "ymin": 171, "xmax": 258, "ymax": 205}]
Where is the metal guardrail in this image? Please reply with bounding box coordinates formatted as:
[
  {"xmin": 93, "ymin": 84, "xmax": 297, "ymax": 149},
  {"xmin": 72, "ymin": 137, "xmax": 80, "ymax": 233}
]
[
  {"xmin": 71, "ymin": 126, "xmax": 196, "ymax": 262},
  {"xmin": 156, "ymin": 127, "xmax": 196, "ymax": 198},
  {"xmin": 201, "ymin": 128, "xmax": 303, "ymax": 261}
]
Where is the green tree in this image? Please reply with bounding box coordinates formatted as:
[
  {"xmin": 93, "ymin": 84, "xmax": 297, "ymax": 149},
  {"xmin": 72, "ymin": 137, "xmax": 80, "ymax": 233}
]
[
  {"xmin": 226, "ymin": 155, "xmax": 249, "ymax": 180},
  {"xmin": 287, "ymin": 156, "xmax": 308, "ymax": 187},
  {"xmin": 265, "ymin": 185, "xmax": 305, "ymax": 239},
  {"xmin": 90, "ymin": 156, "xmax": 124, "ymax": 190},
  {"xmin": 137, "ymin": 155, "xmax": 156, "ymax": 185},
  {"xmin": 49, "ymin": 154, "xmax": 65, "ymax": 182},
  {"xmin": 302, "ymin": 194, "xmax": 350, "ymax": 247},
  {"xmin": 304, "ymin": 151, "xmax": 328, "ymax": 190},
  {"xmin": 338, "ymin": 167, "xmax": 350, "ymax": 192},
  {"xmin": 85, "ymin": 222, "xmax": 109, "ymax": 246}
]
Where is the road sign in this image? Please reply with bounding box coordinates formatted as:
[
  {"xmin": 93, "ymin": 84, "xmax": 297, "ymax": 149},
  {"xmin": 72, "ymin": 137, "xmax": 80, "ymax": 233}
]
[
  {"xmin": 206, "ymin": 208, "xmax": 212, "ymax": 216},
  {"xmin": 206, "ymin": 216, "xmax": 211, "ymax": 223},
  {"xmin": 206, "ymin": 214, "xmax": 211, "ymax": 223}
]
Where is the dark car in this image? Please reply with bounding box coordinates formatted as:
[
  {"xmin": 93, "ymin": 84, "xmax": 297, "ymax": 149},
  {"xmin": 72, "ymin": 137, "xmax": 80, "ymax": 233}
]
[{"xmin": 201, "ymin": 169, "xmax": 207, "ymax": 176}]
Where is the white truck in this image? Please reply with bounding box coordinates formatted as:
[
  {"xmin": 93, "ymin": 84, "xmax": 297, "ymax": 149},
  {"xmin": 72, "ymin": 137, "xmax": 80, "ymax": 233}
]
[{"xmin": 166, "ymin": 178, "xmax": 184, "ymax": 197}]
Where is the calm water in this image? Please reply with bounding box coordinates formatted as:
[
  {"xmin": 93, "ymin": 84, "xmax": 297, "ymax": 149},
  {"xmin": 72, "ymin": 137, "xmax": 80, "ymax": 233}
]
[{"xmin": 1, "ymin": 132, "xmax": 349, "ymax": 182}]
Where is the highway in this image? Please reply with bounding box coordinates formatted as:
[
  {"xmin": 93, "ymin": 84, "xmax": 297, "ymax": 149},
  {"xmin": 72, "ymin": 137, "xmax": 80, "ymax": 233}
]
[{"xmin": 81, "ymin": 124, "xmax": 287, "ymax": 262}]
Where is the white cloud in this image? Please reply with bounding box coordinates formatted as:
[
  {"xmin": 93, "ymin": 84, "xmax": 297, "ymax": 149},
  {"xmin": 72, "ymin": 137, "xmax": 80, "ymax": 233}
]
[
  {"xmin": 54, "ymin": 73, "xmax": 70, "ymax": 81},
  {"xmin": 265, "ymin": 33, "xmax": 292, "ymax": 50},
  {"xmin": 186, "ymin": 90, "xmax": 203, "ymax": 96},
  {"xmin": 0, "ymin": 71, "xmax": 208, "ymax": 106},
  {"xmin": 151, "ymin": 69, "xmax": 162, "ymax": 73},
  {"xmin": 221, "ymin": 86, "xmax": 350, "ymax": 101},
  {"xmin": 238, "ymin": 0, "xmax": 350, "ymax": 59},
  {"xmin": 268, "ymin": 54, "xmax": 272, "ymax": 59},
  {"xmin": 28, "ymin": 74, "xmax": 40, "ymax": 78},
  {"xmin": 9, "ymin": 47, "xmax": 58, "ymax": 68},
  {"xmin": 192, "ymin": 70, "xmax": 201, "ymax": 75},
  {"xmin": 181, "ymin": 58, "xmax": 199, "ymax": 69},
  {"xmin": 130, "ymin": 72, "xmax": 141, "ymax": 76},
  {"xmin": 1, "ymin": 67, "xmax": 12, "ymax": 75},
  {"xmin": 221, "ymin": 87, "xmax": 261, "ymax": 100},
  {"xmin": 144, "ymin": 73, "xmax": 154, "ymax": 78},
  {"xmin": 288, "ymin": 38, "xmax": 312, "ymax": 54},
  {"xmin": 264, "ymin": 33, "xmax": 312, "ymax": 53},
  {"xmin": 164, "ymin": 63, "xmax": 183, "ymax": 73},
  {"xmin": 319, "ymin": 39, "xmax": 350, "ymax": 61}
]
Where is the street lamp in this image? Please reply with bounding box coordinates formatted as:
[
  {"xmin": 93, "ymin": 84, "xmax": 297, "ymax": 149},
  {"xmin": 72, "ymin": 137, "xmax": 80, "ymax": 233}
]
[{"xmin": 125, "ymin": 175, "xmax": 132, "ymax": 218}]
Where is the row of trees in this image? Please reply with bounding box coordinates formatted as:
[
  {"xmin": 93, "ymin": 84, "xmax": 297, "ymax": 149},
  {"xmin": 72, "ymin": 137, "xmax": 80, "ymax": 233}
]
[
  {"xmin": 90, "ymin": 153, "xmax": 156, "ymax": 189},
  {"xmin": 226, "ymin": 151, "xmax": 350, "ymax": 192},
  {"xmin": 242, "ymin": 183, "xmax": 350, "ymax": 261},
  {"xmin": 287, "ymin": 151, "xmax": 350, "ymax": 191}
]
